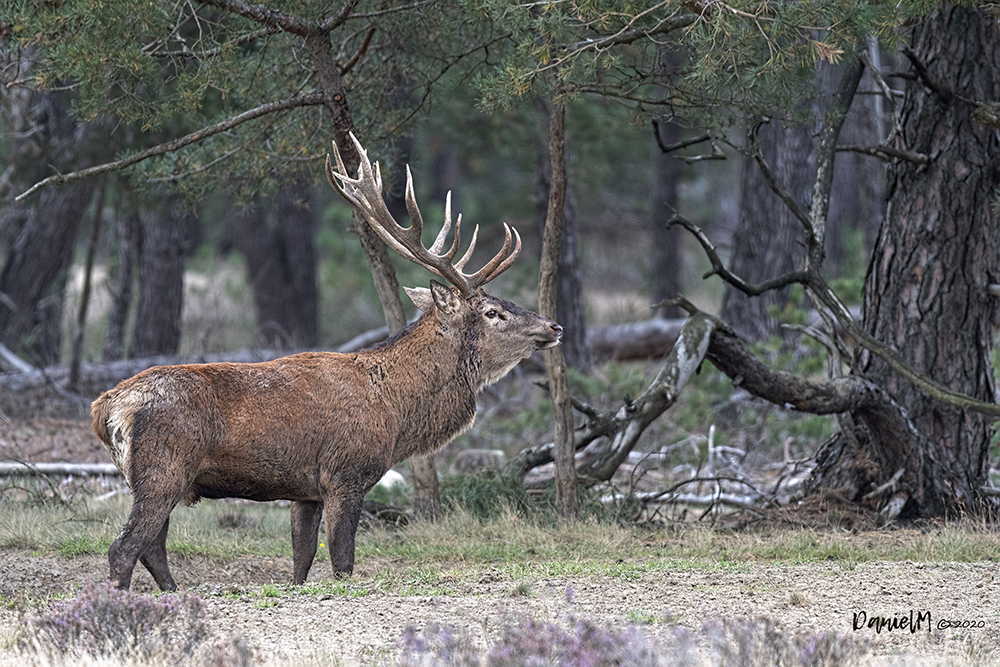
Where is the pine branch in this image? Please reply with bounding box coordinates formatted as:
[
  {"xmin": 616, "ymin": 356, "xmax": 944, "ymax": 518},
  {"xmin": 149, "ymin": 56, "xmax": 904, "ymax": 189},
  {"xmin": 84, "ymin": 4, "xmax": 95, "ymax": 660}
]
[
  {"xmin": 651, "ymin": 126, "xmax": 710, "ymax": 154},
  {"xmin": 197, "ymin": 0, "xmax": 312, "ymax": 35},
  {"xmin": 563, "ymin": 9, "xmax": 699, "ymax": 52},
  {"xmin": 15, "ymin": 93, "xmax": 326, "ymax": 201}
]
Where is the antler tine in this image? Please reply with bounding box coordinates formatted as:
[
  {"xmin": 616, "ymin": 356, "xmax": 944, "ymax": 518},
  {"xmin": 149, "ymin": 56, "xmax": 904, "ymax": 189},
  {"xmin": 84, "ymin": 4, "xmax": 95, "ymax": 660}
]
[
  {"xmin": 327, "ymin": 135, "xmax": 422, "ymax": 266},
  {"xmin": 401, "ymin": 166, "xmax": 425, "ymax": 245},
  {"xmin": 455, "ymin": 224, "xmax": 478, "ymax": 270},
  {"xmin": 427, "ymin": 191, "xmax": 455, "ymax": 256},
  {"xmin": 465, "ymin": 224, "xmax": 522, "ymax": 291},
  {"xmin": 326, "ymin": 133, "xmax": 523, "ymax": 295}
]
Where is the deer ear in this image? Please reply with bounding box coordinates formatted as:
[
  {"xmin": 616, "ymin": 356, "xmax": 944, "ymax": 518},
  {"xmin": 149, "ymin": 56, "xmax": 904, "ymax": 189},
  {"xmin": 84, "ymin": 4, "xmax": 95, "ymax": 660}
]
[
  {"xmin": 403, "ymin": 287, "xmax": 434, "ymax": 313},
  {"xmin": 429, "ymin": 280, "xmax": 462, "ymax": 317}
]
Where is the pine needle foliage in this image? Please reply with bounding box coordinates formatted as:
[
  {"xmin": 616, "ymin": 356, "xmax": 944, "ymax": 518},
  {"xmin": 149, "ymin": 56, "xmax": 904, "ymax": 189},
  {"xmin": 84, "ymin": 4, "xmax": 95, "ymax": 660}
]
[
  {"xmin": 469, "ymin": 0, "xmax": 923, "ymax": 133},
  {"xmin": 0, "ymin": 1, "xmax": 501, "ymax": 202}
]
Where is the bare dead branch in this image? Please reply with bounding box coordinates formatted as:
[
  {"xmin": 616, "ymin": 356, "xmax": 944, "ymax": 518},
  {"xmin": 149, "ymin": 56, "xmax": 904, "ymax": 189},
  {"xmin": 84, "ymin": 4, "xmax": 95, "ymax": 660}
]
[
  {"xmin": 863, "ymin": 467, "xmax": 905, "ymax": 500},
  {"xmin": 15, "ymin": 93, "xmax": 325, "ymax": 201},
  {"xmin": 652, "ymin": 124, "xmax": 710, "ymax": 154},
  {"xmin": 668, "ymin": 214, "xmax": 810, "ymax": 295},
  {"xmin": 858, "ymin": 46, "xmax": 901, "ymax": 144},
  {"xmin": 318, "ymin": 0, "xmax": 361, "ymax": 32},
  {"xmin": 681, "ymin": 140, "xmax": 726, "ymax": 164},
  {"xmin": 901, "ymin": 44, "xmax": 953, "ymax": 103},
  {"xmin": 505, "ymin": 312, "xmax": 719, "ymax": 483},
  {"xmin": 748, "ymin": 121, "xmax": 811, "ymax": 229},
  {"xmin": 835, "ymin": 144, "xmax": 930, "ymax": 164},
  {"xmin": 808, "ymin": 56, "xmax": 863, "ymax": 260},
  {"xmin": 341, "ymin": 26, "xmax": 375, "ymax": 75},
  {"xmin": 807, "ymin": 285, "xmax": 1000, "ymax": 417}
]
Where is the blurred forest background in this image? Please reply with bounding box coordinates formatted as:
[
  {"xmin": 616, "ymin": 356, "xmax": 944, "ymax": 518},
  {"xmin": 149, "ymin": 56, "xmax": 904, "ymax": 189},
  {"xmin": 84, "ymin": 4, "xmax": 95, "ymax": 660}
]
[{"xmin": 2, "ymin": 0, "xmax": 999, "ymax": 523}]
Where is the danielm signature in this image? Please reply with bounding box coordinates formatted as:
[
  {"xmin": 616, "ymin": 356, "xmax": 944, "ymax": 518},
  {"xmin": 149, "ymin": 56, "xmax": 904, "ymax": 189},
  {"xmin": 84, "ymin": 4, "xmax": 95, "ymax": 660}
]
[{"xmin": 852, "ymin": 611, "xmax": 987, "ymax": 634}]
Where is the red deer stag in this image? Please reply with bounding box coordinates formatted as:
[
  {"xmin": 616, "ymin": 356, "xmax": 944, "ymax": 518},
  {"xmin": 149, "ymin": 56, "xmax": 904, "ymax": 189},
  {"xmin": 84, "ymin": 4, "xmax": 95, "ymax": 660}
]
[{"xmin": 91, "ymin": 134, "xmax": 562, "ymax": 590}]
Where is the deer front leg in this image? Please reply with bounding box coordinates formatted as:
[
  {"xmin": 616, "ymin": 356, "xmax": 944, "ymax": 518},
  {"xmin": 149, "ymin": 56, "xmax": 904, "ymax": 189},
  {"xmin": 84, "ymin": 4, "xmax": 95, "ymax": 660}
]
[
  {"xmin": 290, "ymin": 500, "xmax": 323, "ymax": 585},
  {"xmin": 322, "ymin": 491, "xmax": 364, "ymax": 577},
  {"xmin": 320, "ymin": 459, "xmax": 387, "ymax": 577}
]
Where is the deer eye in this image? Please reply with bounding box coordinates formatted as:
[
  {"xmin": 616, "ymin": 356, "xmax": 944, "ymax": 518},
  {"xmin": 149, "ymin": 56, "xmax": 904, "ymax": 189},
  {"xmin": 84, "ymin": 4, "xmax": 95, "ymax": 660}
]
[{"xmin": 485, "ymin": 309, "xmax": 501, "ymax": 319}]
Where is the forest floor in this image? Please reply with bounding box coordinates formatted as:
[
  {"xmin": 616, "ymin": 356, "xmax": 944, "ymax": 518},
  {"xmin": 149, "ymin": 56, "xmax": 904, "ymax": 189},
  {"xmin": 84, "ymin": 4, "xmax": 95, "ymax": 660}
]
[{"xmin": 2, "ymin": 418, "xmax": 999, "ymax": 666}]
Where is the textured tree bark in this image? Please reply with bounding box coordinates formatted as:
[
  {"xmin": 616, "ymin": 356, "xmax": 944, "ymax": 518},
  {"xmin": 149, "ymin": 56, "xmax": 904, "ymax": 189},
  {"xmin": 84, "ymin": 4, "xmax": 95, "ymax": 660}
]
[
  {"xmin": 650, "ymin": 43, "xmax": 687, "ymax": 320},
  {"xmin": 226, "ymin": 178, "xmax": 318, "ymax": 349},
  {"xmin": 103, "ymin": 206, "xmax": 140, "ymax": 362},
  {"xmin": 129, "ymin": 195, "xmax": 189, "ymax": 358},
  {"xmin": 651, "ymin": 116, "xmax": 685, "ymax": 320},
  {"xmin": 534, "ymin": 105, "xmax": 588, "ymax": 371},
  {"xmin": 0, "ymin": 179, "xmax": 93, "ymax": 365},
  {"xmin": 721, "ymin": 119, "xmax": 814, "ymax": 340},
  {"xmin": 539, "ymin": 101, "xmax": 578, "ymax": 520},
  {"xmin": 0, "ymin": 85, "xmax": 100, "ymax": 365},
  {"xmin": 853, "ymin": 4, "xmax": 1000, "ymax": 516}
]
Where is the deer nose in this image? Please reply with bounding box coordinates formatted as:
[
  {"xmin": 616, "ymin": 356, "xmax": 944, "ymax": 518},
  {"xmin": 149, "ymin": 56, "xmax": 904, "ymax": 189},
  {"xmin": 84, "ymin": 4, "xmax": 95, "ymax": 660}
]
[{"xmin": 551, "ymin": 323, "xmax": 564, "ymax": 338}]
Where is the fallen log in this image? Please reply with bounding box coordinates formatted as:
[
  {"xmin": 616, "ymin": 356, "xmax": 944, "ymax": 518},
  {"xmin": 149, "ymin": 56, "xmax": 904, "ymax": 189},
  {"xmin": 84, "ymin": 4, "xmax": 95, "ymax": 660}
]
[{"xmin": 587, "ymin": 318, "xmax": 684, "ymax": 361}]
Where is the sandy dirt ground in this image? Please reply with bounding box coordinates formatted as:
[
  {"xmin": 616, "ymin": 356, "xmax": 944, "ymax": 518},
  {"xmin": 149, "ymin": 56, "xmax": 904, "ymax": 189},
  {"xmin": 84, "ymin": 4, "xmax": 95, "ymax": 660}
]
[
  {"xmin": 1, "ymin": 550, "xmax": 998, "ymax": 665},
  {"xmin": 2, "ymin": 418, "xmax": 999, "ymax": 665}
]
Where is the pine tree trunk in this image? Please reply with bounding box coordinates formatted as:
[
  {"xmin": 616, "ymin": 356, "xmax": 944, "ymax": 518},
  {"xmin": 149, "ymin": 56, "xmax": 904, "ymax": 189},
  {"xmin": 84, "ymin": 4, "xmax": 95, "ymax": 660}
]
[
  {"xmin": 651, "ymin": 43, "xmax": 686, "ymax": 319},
  {"xmin": 0, "ymin": 85, "xmax": 98, "ymax": 365},
  {"xmin": 855, "ymin": 5, "xmax": 1000, "ymax": 516},
  {"xmin": 0, "ymin": 180, "xmax": 92, "ymax": 365},
  {"xmin": 129, "ymin": 196, "xmax": 188, "ymax": 358},
  {"xmin": 721, "ymin": 120, "xmax": 814, "ymax": 340},
  {"xmin": 651, "ymin": 117, "xmax": 684, "ymax": 319},
  {"xmin": 535, "ymin": 100, "xmax": 587, "ymax": 371},
  {"xmin": 226, "ymin": 180, "xmax": 318, "ymax": 349},
  {"xmin": 103, "ymin": 207, "xmax": 140, "ymax": 362},
  {"xmin": 539, "ymin": 101, "xmax": 578, "ymax": 521}
]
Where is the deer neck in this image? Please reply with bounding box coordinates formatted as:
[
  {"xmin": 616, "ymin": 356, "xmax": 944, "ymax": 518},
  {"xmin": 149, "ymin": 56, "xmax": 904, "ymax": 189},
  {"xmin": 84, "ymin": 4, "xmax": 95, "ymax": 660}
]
[{"xmin": 362, "ymin": 312, "xmax": 479, "ymax": 461}]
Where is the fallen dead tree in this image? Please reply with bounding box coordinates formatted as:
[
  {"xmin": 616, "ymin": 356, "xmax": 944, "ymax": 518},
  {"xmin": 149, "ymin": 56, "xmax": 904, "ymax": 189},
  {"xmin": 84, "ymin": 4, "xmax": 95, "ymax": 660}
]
[
  {"xmin": 505, "ymin": 311, "xmax": 718, "ymax": 486},
  {"xmin": 503, "ymin": 300, "xmax": 901, "ymax": 522}
]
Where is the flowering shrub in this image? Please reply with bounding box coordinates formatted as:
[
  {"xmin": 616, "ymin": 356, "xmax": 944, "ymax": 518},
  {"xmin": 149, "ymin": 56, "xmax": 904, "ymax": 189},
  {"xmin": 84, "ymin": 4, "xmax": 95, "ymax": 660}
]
[
  {"xmin": 400, "ymin": 623, "xmax": 482, "ymax": 667},
  {"xmin": 704, "ymin": 617, "xmax": 867, "ymax": 667},
  {"xmin": 484, "ymin": 617, "xmax": 663, "ymax": 667},
  {"xmin": 399, "ymin": 590, "xmax": 866, "ymax": 667},
  {"xmin": 20, "ymin": 579, "xmax": 209, "ymax": 662}
]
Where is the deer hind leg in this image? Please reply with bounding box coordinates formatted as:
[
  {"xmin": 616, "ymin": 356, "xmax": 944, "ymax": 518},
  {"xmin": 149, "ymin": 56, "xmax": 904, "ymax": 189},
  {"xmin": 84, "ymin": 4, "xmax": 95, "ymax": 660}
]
[
  {"xmin": 109, "ymin": 495, "xmax": 179, "ymax": 590},
  {"xmin": 290, "ymin": 500, "xmax": 323, "ymax": 585},
  {"xmin": 138, "ymin": 517, "xmax": 176, "ymax": 591}
]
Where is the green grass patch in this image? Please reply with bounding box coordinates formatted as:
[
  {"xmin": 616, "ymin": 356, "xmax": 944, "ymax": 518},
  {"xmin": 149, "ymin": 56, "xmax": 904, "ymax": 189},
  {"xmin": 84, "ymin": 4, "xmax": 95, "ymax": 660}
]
[
  {"xmin": 57, "ymin": 534, "xmax": 110, "ymax": 558},
  {"xmin": 4, "ymin": 487, "xmax": 1000, "ymax": 584}
]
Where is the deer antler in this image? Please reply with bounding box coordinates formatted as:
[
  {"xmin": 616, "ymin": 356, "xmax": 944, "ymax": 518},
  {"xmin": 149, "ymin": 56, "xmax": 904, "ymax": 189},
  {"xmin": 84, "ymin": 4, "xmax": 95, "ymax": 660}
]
[{"xmin": 325, "ymin": 132, "xmax": 521, "ymax": 297}]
